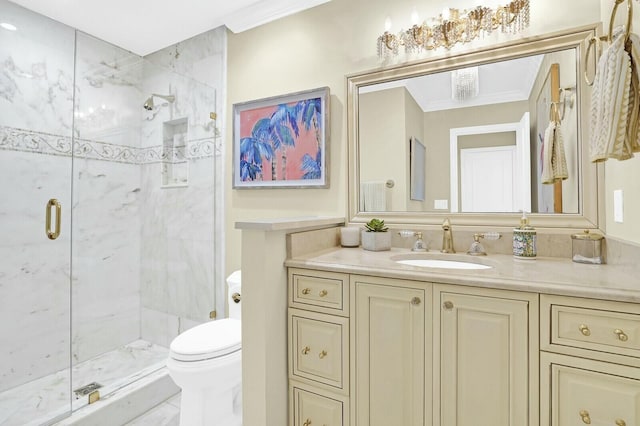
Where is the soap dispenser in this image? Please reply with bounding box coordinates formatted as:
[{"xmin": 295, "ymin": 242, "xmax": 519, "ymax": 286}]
[{"xmin": 513, "ymin": 213, "xmax": 536, "ymax": 259}]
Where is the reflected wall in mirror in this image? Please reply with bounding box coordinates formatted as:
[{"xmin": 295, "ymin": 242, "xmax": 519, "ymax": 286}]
[{"xmin": 348, "ymin": 25, "xmax": 601, "ymax": 229}]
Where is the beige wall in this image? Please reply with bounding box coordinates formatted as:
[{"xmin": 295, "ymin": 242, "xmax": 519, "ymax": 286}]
[
  {"xmin": 527, "ymin": 50, "xmax": 579, "ymax": 214},
  {"xmin": 601, "ymin": 0, "xmax": 640, "ymax": 242},
  {"xmin": 405, "ymin": 88, "xmax": 427, "ymax": 211},
  {"xmin": 359, "ymin": 88, "xmax": 407, "ymax": 211},
  {"xmin": 226, "ymin": 0, "xmax": 603, "ymax": 275},
  {"xmin": 423, "ymin": 101, "xmax": 529, "ymax": 212}
]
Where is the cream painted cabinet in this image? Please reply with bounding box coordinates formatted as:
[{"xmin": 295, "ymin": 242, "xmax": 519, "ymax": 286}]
[
  {"xmin": 351, "ymin": 275, "xmax": 430, "ymax": 426},
  {"xmin": 541, "ymin": 353, "xmax": 640, "ymax": 426},
  {"xmin": 288, "ymin": 269, "xmax": 350, "ymax": 426},
  {"xmin": 540, "ymin": 295, "xmax": 640, "ymax": 426},
  {"xmin": 434, "ymin": 285, "xmax": 539, "ymax": 426}
]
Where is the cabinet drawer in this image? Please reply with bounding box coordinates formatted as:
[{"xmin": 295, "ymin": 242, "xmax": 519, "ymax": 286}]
[
  {"xmin": 553, "ymin": 305, "xmax": 640, "ymax": 353},
  {"xmin": 292, "ymin": 386, "xmax": 345, "ymax": 426},
  {"xmin": 541, "ymin": 353, "xmax": 640, "ymax": 426},
  {"xmin": 289, "ymin": 269, "xmax": 349, "ymax": 316},
  {"xmin": 289, "ymin": 309, "xmax": 349, "ymax": 392}
]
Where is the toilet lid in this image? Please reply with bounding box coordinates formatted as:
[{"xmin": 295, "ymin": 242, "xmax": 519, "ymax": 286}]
[{"xmin": 169, "ymin": 318, "xmax": 241, "ymax": 362}]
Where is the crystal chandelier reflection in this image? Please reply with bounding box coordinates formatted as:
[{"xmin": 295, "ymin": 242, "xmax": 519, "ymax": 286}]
[
  {"xmin": 377, "ymin": 0, "xmax": 530, "ymax": 59},
  {"xmin": 451, "ymin": 67, "xmax": 479, "ymax": 101}
]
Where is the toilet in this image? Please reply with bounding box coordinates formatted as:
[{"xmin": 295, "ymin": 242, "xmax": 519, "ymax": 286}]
[{"xmin": 167, "ymin": 270, "xmax": 242, "ymax": 426}]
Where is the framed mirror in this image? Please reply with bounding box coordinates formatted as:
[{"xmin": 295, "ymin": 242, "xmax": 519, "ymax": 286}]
[{"xmin": 347, "ymin": 25, "xmax": 603, "ymax": 229}]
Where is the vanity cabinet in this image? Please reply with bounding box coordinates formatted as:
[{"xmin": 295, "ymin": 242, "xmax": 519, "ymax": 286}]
[
  {"xmin": 351, "ymin": 275, "xmax": 429, "ymax": 426},
  {"xmin": 434, "ymin": 285, "xmax": 539, "ymax": 426},
  {"xmin": 540, "ymin": 295, "xmax": 640, "ymax": 426},
  {"xmin": 288, "ymin": 269, "xmax": 350, "ymax": 426},
  {"xmin": 288, "ymin": 269, "xmax": 539, "ymax": 426}
]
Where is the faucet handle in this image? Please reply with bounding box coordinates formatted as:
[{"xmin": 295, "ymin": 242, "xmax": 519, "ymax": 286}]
[
  {"xmin": 398, "ymin": 230, "xmax": 418, "ymax": 238},
  {"xmin": 483, "ymin": 232, "xmax": 501, "ymax": 241}
]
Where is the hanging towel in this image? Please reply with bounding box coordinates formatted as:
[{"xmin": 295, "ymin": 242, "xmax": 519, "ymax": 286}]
[
  {"xmin": 541, "ymin": 120, "xmax": 568, "ymax": 184},
  {"xmin": 625, "ymin": 33, "xmax": 640, "ymax": 153},
  {"xmin": 360, "ymin": 181, "xmax": 387, "ymax": 212},
  {"xmin": 590, "ymin": 28, "xmax": 633, "ymax": 162}
]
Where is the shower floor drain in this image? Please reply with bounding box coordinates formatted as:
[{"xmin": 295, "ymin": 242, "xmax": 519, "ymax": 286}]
[{"xmin": 73, "ymin": 382, "xmax": 103, "ymax": 399}]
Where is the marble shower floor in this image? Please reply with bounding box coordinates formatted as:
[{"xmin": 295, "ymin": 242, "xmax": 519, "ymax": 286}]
[{"xmin": 0, "ymin": 340, "xmax": 168, "ymax": 426}]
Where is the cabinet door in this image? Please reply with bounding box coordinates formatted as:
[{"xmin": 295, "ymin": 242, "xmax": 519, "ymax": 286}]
[
  {"xmin": 541, "ymin": 352, "xmax": 640, "ymax": 426},
  {"xmin": 439, "ymin": 291, "xmax": 529, "ymax": 426},
  {"xmin": 353, "ymin": 278, "xmax": 427, "ymax": 426}
]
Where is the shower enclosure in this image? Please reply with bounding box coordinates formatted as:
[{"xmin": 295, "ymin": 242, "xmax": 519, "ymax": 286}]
[{"xmin": 0, "ymin": 1, "xmax": 225, "ymax": 424}]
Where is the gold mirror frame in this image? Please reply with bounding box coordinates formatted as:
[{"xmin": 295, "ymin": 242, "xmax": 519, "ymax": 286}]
[{"xmin": 347, "ymin": 24, "xmax": 604, "ymax": 230}]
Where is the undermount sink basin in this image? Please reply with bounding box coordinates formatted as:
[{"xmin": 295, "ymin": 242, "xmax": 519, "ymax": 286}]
[{"xmin": 391, "ymin": 254, "xmax": 493, "ymax": 270}]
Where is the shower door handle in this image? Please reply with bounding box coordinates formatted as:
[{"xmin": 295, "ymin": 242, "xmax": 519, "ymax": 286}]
[{"xmin": 46, "ymin": 199, "xmax": 61, "ymax": 240}]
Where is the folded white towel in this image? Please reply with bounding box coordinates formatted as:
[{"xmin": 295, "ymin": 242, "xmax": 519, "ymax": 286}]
[{"xmin": 590, "ymin": 30, "xmax": 633, "ymax": 162}]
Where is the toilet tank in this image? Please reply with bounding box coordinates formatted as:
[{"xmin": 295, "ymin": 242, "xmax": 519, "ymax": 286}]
[{"xmin": 227, "ymin": 270, "xmax": 242, "ymax": 320}]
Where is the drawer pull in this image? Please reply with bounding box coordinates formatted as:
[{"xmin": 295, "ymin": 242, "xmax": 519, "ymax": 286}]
[
  {"xmin": 579, "ymin": 324, "xmax": 591, "ymax": 336},
  {"xmin": 579, "ymin": 410, "xmax": 591, "ymax": 424},
  {"xmin": 301, "ymin": 346, "xmax": 310, "ymax": 355},
  {"xmin": 301, "ymin": 288, "xmax": 311, "ymax": 295},
  {"xmin": 614, "ymin": 329, "xmax": 629, "ymax": 342},
  {"xmin": 303, "ymin": 419, "xmax": 312, "ymax": 426},
  {"xmin": 615, "ymin": 420, "xmax": 626, "ymax": 426},
  {"xmin": 319, "ymin": 290, "xmax": 328, "ymax": 297},
  {"xmin": 411, "ymin": 297, "xmax": 421, "ymax": 305},
  {"xmin": 443, "ymin": 301, "xmax": 454, "ymax": 310},
  {"xmin": 319, "ymin": 350, "xmax": 327, "ymax": 359}
]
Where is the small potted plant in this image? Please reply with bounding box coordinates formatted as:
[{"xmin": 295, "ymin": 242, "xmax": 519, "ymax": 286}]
[{"xmin": 361, "ymin": 218, "xmax": 391, "ymax": 251}]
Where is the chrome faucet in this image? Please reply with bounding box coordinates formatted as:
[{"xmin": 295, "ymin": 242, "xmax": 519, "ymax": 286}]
[
  {"xmin": 441, "ymin": 218, "xmax": 455, "ymax": 253},
  {"xmin": 398, "ymin": 230, "xmax": 428, "ymax": 252}
]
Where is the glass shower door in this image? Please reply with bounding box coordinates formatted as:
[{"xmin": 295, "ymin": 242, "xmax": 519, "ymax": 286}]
[{"xmin": 0, "ymin": 1, "xmax": 75, "ymax": 423}]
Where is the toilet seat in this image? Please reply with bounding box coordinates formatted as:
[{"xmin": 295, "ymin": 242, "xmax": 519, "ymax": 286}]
[{"xmin": 169, "ymin": 318, "xmax": 241, "ymax": 362}]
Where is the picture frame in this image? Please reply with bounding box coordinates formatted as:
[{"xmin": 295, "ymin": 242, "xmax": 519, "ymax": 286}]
[{"xmin": 232, "ymin": 87, "xmax": 330, "ymax": 189}]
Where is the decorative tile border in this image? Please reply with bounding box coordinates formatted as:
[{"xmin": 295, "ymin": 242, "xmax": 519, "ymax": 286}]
[{"xmin": 0, "ymin": 126, "xmax": 221, "ymax": 164}]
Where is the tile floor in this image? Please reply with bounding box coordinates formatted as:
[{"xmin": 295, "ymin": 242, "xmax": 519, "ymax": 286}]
[
  {"xmin": 124, "ymin": 393, "xmax": 180, "ymax": 425},
  {"xmin": 0, "ymin": 340, "xmax": 168, "ymax": 426}
]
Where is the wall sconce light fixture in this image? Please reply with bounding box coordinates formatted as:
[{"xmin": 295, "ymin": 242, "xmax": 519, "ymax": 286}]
[{"xmin": 377, "ymin": 0, "xmax": 530, "ymax": 59}]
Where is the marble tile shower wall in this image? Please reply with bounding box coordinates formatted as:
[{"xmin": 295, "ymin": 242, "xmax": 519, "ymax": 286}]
[
  {"xmin": 70, "ymin": 32, "xmax": 144, "ymax": 366},
  {"xmin": 0, "ymin": 2, "xmax": 75, "ymax": 393},
  {"xmin": 1, "ymin": 1, "xmax": 225, "ymax": 392},
  {"xmin": 139, "ymin": 28, "xmax": 225, "ymax": 347}
]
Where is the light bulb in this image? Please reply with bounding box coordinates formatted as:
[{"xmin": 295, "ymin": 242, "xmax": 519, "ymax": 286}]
[
  {"xmin": 442, "ymin": 8, "xmax": 450, "ymax": 20},
  {"xmin": 411, "ymin": 8, "xmax": 420, "ymax": 26},
  {"xmin": 384, "ymin": 16, "xmax": 392, "ymax": 32}
]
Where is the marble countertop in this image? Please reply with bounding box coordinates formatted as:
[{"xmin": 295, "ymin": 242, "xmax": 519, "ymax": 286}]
[{"xmin": 285, "ymin": 247, "xmax": 640, "ymax": 303}]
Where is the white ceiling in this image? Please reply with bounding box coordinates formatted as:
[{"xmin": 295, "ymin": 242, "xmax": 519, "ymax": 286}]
[
  {"xmin": 7, "ymin": 0, "xmax": 329, "ymax": 55},
  {"xmin": 360, "ymin": 55, "xmax": 544, "ymax": 112}
]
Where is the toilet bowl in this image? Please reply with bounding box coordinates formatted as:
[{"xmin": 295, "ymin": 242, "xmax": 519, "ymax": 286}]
[{"xmin": 167, "ymin": 271, "xmax": 242, "ymax": 426}]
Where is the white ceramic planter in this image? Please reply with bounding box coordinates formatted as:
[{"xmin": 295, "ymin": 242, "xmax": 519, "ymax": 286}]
[{"xmin": 361, "ymin": 231, "xmax": 391, "ymax": 251}]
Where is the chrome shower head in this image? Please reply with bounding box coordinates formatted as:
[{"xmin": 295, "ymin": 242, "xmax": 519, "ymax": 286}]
[
  {"xmin": 143, "ymin": 96, "xmax": 154, "ymax": 111},
  {"xmin": 143, "ymin": 93, "xmax": 175, "ymax": 110}
]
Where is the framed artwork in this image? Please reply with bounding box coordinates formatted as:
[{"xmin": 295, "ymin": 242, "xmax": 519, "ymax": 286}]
[
  {"xmin": 410, "ymin": 137, "xmax": 425, "ymax": 201},
  {"xmin": 232, "ymin": 87, "xmax": 330, "ymax": 189}
]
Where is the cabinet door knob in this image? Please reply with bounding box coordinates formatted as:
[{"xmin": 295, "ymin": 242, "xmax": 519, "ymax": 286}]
[
  {"xmin": 319, "ymin": 289, "xmax": 328, "ymax": 297},
  {"xmin": 614, "ymin": 329, "xmax": 629, "ymax": 342},
  {"xmin": 579, "ymin": 409, "xmax": 591, "ymax": 424},
  {"xmin": 319, "ymin": 350, "xmax": 327, "ymax": 359},
  {"xmin": 615, "ymin": 420, "xmax": 626, "ymax": 426},
  {"xmin": 579, "ymin": 324, "xmax": 591, "ymax": 336},
  {"xmin": 301, "ymin": 288, "xmax": 311, "ymax": 295},
  {"xmin": 411, "ymin": 297, "xmax": 421, "ymax": 305},
  {"xmin": 443, "ymin": 301, "xmax": 454, "ymax": 310},
  {"xmin": 301, "ymin": 346, "xmax": 310, "ymax": 355},
  {"xmin": 303, "ymin": 419, "xmax": 312, "ymax": 426}
]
